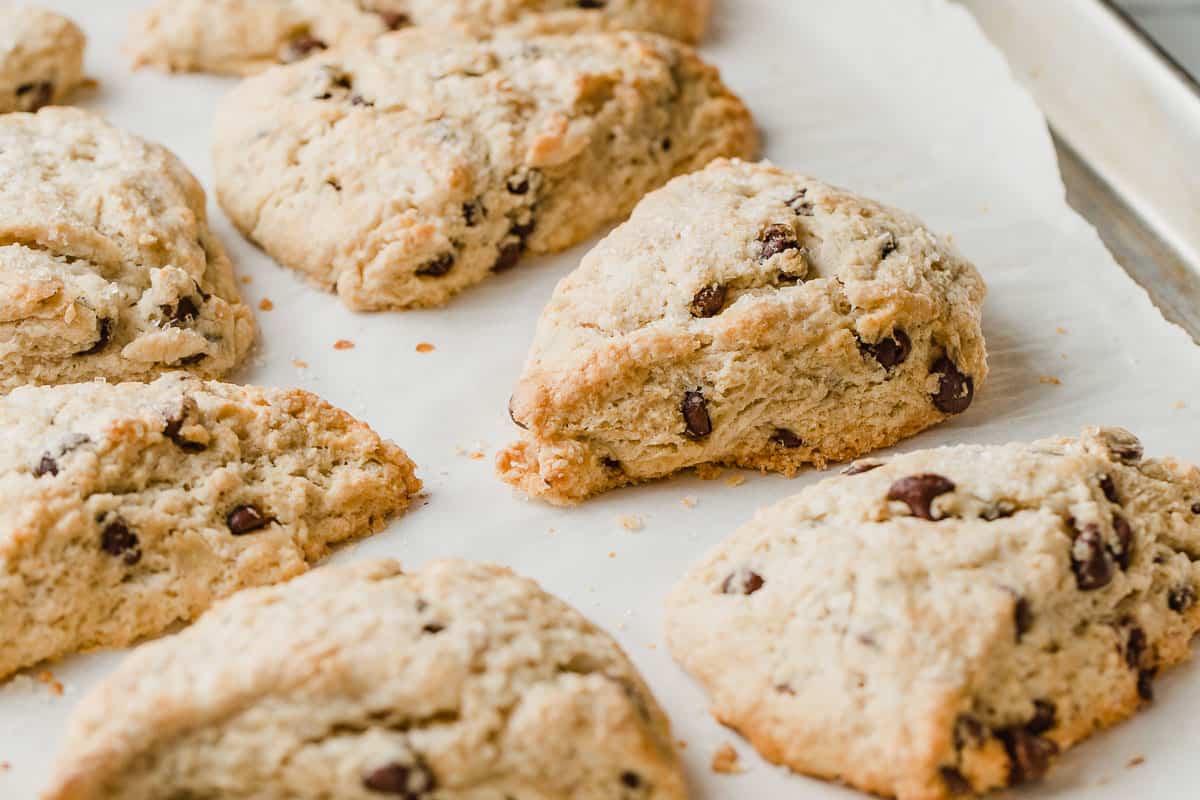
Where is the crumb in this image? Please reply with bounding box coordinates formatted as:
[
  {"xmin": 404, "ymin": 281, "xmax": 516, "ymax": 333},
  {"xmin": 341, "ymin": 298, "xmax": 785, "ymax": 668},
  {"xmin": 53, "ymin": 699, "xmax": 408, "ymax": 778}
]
[
  {"xmin": 455, "ymin": 444, "xmax": 487, "ymax": 460},
  {"xmin": 547, "ymin": 527, "xmax": 556, "ymax": 536},
  {"xmin": 681, "ymin": 496, "xmax": 697, "ymax": 509},
  {"xmin": 725, "ymin": 474, "xmax": 746, "ymax": 488},
  {"xmin": 1173, "ymin": 401, "xmax": 1186, "ymax": 410},
  {"xmin": 677, "ymin": 739, "xmax": 688, "ymax": 750},
  {"xmin": 36, "ymin": 670, "xmax": 63, "ymax": 696},
  {"xmin": 292, "ymin": 359, "xmax": 309, "ymax": 369},
  {"xmin": 1038, "ymin": 375, "xmax": 1061, "ymax": 386},
  {"xmin": 416, "ymin": 342, "xmax": 436, "ymax": 353},
  {"xmin": 1128, "ymin": 755, "xmax": 1145, "ymax": 768},
  {"xmin": 1056, "ymin": 326, "xmax": 1067, "ymax": 334},
  {"xmin": 239, "ymin": 275, "xmax": 252, "ymax": 284},
  {"xmin": 618, "ymin": 515, "xmax": 644, "ymax": 532},
  {"xmin": 608, "ymin": 552, "xmax": 616, "ymax": 558},
  {"xmin": 469, "ymin": 452, "xmax": 486, "ymax": 461},
  {"xmin": 258, "ymin": 298, "xmax": 274, "ymax": 311},
  {"xmin": 696, "ymin": 464, "xmax": 724, "ymax": 481},
  {"xmin": 712, "ymin": 743, "xmax": 745, "ymax": 774},
  {"xmin": 333, "ymin": 339, "xmax": 355, "ymax": 351}
]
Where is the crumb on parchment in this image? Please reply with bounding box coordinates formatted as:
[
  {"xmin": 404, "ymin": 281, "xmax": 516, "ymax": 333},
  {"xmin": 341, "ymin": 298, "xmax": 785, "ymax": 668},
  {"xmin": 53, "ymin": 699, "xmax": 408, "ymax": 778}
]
[
  {"xmin": 258, "ymin": 298, "xmax": 274, "ymax": 311},
  {"xmin": 1128, "ymin": 756, "xmax": 1145, "ymax": 768},
  {"xmin": 712, "ymin": 743, "xmax": 745, "ymax": 774},
  {"xmin": 695, "ymin": 464, "xmax": 724, "ymax": 481},
  {"xmin": 618, "ymin": 515, "xmax": 643, "ymax": 532},
  {"xmin": 292, "ymin": 359, "xmax": 309, "ymax": 369},
  {"xmin": 333, "ymin": 339, "xmax": 355, "ymax": 351},
  {"xmin": 36, "ymin": 670, "xmax": 63, "ymax": 696},
  {"xmin": 681, "ymin": 496, "xmax": 697, "ymax": 509},
  {"xmin": 416, "ymin": 342, "xmax": 435, "ymax": 353},
  {"xmin": 725, "ymin": 474, "xmax": 746, "ymax": 488},
  {"xmin": 1039, "ymin": 375, "xmax": 1061, "ymax": 386}
]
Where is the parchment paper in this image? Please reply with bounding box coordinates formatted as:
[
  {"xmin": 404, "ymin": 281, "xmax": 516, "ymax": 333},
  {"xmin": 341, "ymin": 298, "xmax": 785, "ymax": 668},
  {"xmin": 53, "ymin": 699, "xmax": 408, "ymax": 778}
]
[{"xmin": 3, "ymin": 1, "xmax": 1198, "ymax": 797}]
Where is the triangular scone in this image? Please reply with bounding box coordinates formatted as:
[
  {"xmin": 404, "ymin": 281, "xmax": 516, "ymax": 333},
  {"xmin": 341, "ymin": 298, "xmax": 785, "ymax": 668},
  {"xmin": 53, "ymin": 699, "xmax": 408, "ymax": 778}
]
[
  {"xmin": 0, "ymin": 373, "xmax": 421, "ymax": 679},
  {"xmin": 666, "ymin": 428, "xmax": 1200, "ymax": 799},
  {"xmin": 128, "ymin": 0, "xmax": 712, "ymax": 76},
  {"xmin": 498, "ymin": 159, "xmax": 988, "ymax": 504},
  {"xmin": 0, "ymin": 109, "xmax": 255, "ymax": 393},
  {"xmin": 213, "ymin": 30, "xmax": 757, "ymax": 310},
  {"xmin": 46, "ymin": 560, "xmax": 686, "ymax": 800}
]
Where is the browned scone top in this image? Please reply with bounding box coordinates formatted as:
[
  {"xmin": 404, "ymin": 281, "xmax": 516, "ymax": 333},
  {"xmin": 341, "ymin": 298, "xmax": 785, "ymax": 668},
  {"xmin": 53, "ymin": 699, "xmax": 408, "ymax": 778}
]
[
  {"xmin": 213, "ymin": 29, "xmax": 757, "ymax": 310},
  {"xmin": 498, "ymin": 159, "xmax": 986, "ymax": 504},
  {"xmin": 666, "ymin": 427, "xmax": 1200, "ymax": 799},
  {"xmin": 0, "ymin": 373, "xmax": 421, "ymax": 680}
]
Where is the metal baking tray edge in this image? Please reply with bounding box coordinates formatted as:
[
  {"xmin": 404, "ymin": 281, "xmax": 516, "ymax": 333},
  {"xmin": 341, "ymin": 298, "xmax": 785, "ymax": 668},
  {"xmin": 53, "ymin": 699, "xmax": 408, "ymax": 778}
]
[{"xmin": 964, "ymin": 0, "xmax": 1200, "ymax": 342}]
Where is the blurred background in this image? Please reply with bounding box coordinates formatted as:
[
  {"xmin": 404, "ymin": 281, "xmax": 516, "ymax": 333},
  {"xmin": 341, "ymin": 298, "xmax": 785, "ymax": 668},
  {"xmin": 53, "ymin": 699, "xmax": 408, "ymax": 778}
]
[{"xmin": 1116, "ymin": 0, "xmax": 1200, "ymax": 75}]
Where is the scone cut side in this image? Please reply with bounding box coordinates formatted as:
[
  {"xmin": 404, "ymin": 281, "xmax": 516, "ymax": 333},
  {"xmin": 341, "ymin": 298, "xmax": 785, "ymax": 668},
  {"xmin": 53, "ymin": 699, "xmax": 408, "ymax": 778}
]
[
  {"xmin": 127, "ymin": 0, "xmax": 712, "ymax": 75},
  {"xmin": 0, "ymin": 6, "xmax": 86, "ymax": 113},
  {"xmin": 45, "ymin": 559, "xmax": 686, "ymax": 800},
  {"xmin": 213, "ymin": 29, "xmax": 757, "ymax": 310},
  {"xmin": 665, "ymin": 427, "xmax": 1200, "ymax": 800},
  {"xmin": 498, "ymin": 159, "xmax": 987, "ymax": 504},
  {"xmin": 0, "ymin": 108, "xmax": 255, "ymax": 392},
  {"xmin": 0, "ymin": 373, "xmax": 421, "ymax": 680}
]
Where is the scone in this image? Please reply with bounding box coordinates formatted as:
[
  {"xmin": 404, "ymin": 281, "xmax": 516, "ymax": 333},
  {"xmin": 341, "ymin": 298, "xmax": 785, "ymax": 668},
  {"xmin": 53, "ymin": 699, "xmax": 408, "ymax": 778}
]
[
  {"xmin": 0, "ymin": 108, "xmax": 255, "ymax": 393},
  {"xmin": 0, "ymin": 373, "xmax": 421, "ymax": 680},
  {"xmin": 0, "ymin": 5, "xmax": 86, "ymax": 113},
  {"xmin": 665, "ymin": 427, "xmax": 1200, "ymax": 800},
  {"xmin": 127, "ymin": 0, "xmax": 711, "ymax": 76},
  {"xmin": 213, "ymin": 30, "xmax": 757, "ymax": 310},
  {"xmin": 45, "ymin": 559, "xmax": 686, "ymax": 800},
  {"xmin": 498, "ymin": 159, "xmax": 987, "ymax": 505}
]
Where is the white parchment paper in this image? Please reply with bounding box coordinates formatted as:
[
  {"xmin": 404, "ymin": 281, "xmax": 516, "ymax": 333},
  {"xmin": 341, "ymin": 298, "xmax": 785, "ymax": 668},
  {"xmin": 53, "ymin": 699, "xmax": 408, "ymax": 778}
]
[{"xmin": 3, "ymin": 1, "xmax": 1198, "ymax": 797}]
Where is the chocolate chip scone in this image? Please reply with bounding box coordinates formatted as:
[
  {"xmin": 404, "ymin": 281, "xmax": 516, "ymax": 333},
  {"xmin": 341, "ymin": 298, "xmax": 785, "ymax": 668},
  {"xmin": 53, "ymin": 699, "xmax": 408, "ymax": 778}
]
[
  {"xmin": 497, "ymin": 159, "xmax": 987, "ymax": 505},
  {"xmin": 45, "ymin": 559, "xmax": 686, "ymax": 800},
  {"xmin": 127, "ymin": 0, "xmax": 710, "ymax": 76},
  {"xmin": 213, "ymin": 30, "xmax": 756, "ymax": 310},
  {"xmin": 0, "ymin": 108, "xmax": 255, "ymax": 393},
  {"xmin": 0, "ymin": 5, "xmax": 86, "ymax": 113},
  {"xmin": 665, "ymin": 427, "xmax": 1200, "ymax": 800},
  {"xmin": 0, "ymin": 373, "xmax": 421, "ymax": 680}
]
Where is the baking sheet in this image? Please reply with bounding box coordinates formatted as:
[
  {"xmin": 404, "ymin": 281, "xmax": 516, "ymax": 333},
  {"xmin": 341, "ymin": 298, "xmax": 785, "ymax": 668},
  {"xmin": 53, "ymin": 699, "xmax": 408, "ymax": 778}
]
[{"xmin": 3, "ymin": 1, "xmax": 1200, "ymax": 797}]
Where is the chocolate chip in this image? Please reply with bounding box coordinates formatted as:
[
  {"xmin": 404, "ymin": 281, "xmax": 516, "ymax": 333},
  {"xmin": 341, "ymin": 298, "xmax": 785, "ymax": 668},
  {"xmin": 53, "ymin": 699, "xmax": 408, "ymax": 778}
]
[
  {"xmin": 376, "ymin": 11, "xmax": 411, "ymax": 30},
  {"xmin": 507, "ymin": 396, "xmax": 527, "ymax": 430},
  {"xmin": 415, "ymin": 253, "xmax": 455, "ymax": 277},
  {"xmin": 843, "ymin": 461, "xmax": 882, "ymax": 475},
  {"xmin": 75, "ymin": 318, "xmax": 112, "ymax": 356},
  {"xmin": 1125, "ymin": 626, "xmax": 1146, "ymax": 669},
  {"xmin": 1027, "ymin": 700, "xmax": 1056, "ymax": 734},
  {"xmin": 770, "ymin": 428, "xmax": 803, "ymax": 449},
  {"xmin": 15, "ymin": 81, "xmax": 53, "ymax": 112},
  {"xmin": 460, "ymin": 201, "xmax": 484, "ymax": 226},
  {"xmin": 491, "ymin": 241, "xmax": 524, "ymax": 273},
  {"xmin": 227, "ymin": 505, "xmax": 270, "ymax": 535},
  {"xmin": 1099, "ymin": 474, "xmax": 1119, "ymax": 504},
  {"xmin": 1168, "ymin": 584, "xmax": 1196, "ymax": 613},
  {"xmin": 601, "ymin": 456, "xmax": 622, "ymax": 471},
  {"xmin": 886, "ymin": 474, "xmax": 955, "ymax": 521},
  {"xmin": 1013, "ymin": 596, "xmax": 1034, "ymax": 641},
  {"xmin": 362, "ymin": 759, "xmax": 436, "ymax": 796},
  {"xmin": 1138, "ymin": 668, "xmax": 1156, "ymax": 701},
  {"xmin": 860, "ymin": 329, "xmax": 912, "ymax": 369},
  {"xmin": 880, "ymin": 235, "xmax": 898, "ymax": 260},
  {"xmin": 1112, "ymin": 514, "xmax": 1134, "ymax": 569},
  {"xmin": 619, "ymin": 771, "xmax": 641, "ymax": 788},
  {"xmin": 34, "ymin": 454, "xmax": 58, "ymax": 477},
  {"xmin": 1071, "ymin": 524, "xmax": 1115, "ymax": 591},
  {"xmin": 281, "ymin": 35, "xmax": 327, "ymax": 63},
  {"xmin": 422, "ymin": 623, "xmax": 444, "ymax": 635},
  {"xmin": 101, "ymin": 520, "xmax": 142, "ymax": 565},
  {"xmin": 509, "ymin": 218, "xmax": 536, "ymax": 242},
  {"xmin": 660, "ymin": 137, "xmax": 672, "ymax": 151},
  {"xmin": 1100, "ymin": 429, "xmax": 1143, "ymax": 463},
  {"xmin": 351, "ymin": 94, "xmax": 373, "ymax": 107},
  {"xmin": 939, "ymin": 767, "xmax": 972, "ymax": 796},
  {"xmin": 786, "ymin": 190, "xmax": 814, "ymax": 216},
  {"xmin": 1192, "ymin": 502, "xmax": 1200, "ymax": 515},
  {"xmin": 506, "ymin": 175, "xmax": 531, "ymax": 194},
  {"xmin": 953, "ymin": 714, "xmax": 986, "ymax": 749},
  {"xmin": 174, "ymin": 352, "xmax": 207, "ymax": 366},
  {"xmin": 721, "ymin": 570, "xmax": 764, "ymax": 595},
  {"xmin": 759, "ymin": 224, "xmax": 800, "ymax": 261},
  {"xmin": 163, "ymin": 412, "xmax": 206, "ymax": 453},
  {"xmin": 930, "ymin": 357, "xmax": 974, "ymax": 414},
  {"xmin": 681, "ymin": 389, "xmax": 711, "ymax": 439},
  {"xmin": 998, "ymin": 727, "xmax": 1058, "ymax": 784},
  {"xmin": 690, "ymin": 284, "xmax": 727, "ymax": 318}
]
